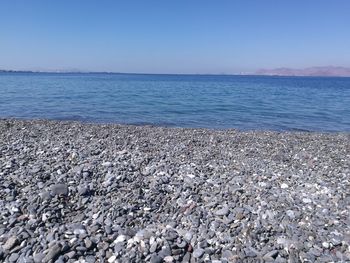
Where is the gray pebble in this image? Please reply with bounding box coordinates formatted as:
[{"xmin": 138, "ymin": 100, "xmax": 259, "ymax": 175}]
[
  {"xmin": 150, "ymin": 254, "xmax": 163, "ymax": 263},
  {"xmin": 215, "ymin": 206, "xmax": 229, "ymax": 216},
  {"xmin": 3, "ymin": 236, "xmax": 18, "ymax": 251},
  {"xmin": 43, "ymin": 244, "xmax": 61, "ymax": 263},
  {"xmin": 33, "ymin": 253, "xmax": 45, "ymax": 263},
  {"xmin": 50, "ymin": 184, "xmax": 68, "ymax": 196},
  {"xmin": 8, "ymin": 253, "xmax": 19, "ymax": 262},
  {"xmin": 193, "ymin": 248, "xmax": 205, "ymax": 258}
]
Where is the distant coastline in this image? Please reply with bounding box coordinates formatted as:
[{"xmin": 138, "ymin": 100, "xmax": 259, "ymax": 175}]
[
  {"xmin": 1, "ymin": 66, "xmax": 350, "ymax": 77},
  {"xmin": 255, "ymin": 66, "xmax": 350, "ymax": 77}
]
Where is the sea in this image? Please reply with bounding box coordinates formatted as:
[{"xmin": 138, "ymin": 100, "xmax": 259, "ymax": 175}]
[{"xmin": 0, "ymin": 72, "xmax": 349, "ymax": 132}]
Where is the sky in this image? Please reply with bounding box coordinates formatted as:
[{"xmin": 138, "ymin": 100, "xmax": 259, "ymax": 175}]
[{"xmin": 1, "ymin": 0, "xmax": 350, "ymax": 74}]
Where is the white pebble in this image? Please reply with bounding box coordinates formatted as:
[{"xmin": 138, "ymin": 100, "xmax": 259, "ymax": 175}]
[
  {"xmin": 108, "ymin": 255, "xmax": 117, "ymax": 263},
  {"xmin": 302, "ymin": 198, "xmax": 312, "ymax": 204},
  {"xmin": 102, "ymin": 161, "xmax": 112, "ymax": 167},
  {"xmin": 286, "ymin": 210, "xmax": 295, "ymax": 219},
  {"xmin": 92, "ymin": 212, "xmax": 100, "ymax": 219},
  {"xmin": 73, "ymin": 229, "xmax": 86, "ymax": 235},
  {"xmin": 69, "ymin": 237, "xmax": 78, "ymax": 244},
  {"xmin": 11, "ymin": 207, "xmax": 19, "ymax": 213},
  {"xmin": 322, "ymin": 242, "xmax": 330, "ymax": 249},
  {"xmin": 280, "ymin": 183, "xmax": 289, "ymax": 189},
  {"xmin": 114, "ymin": 235, "xmax": 127, "ymax": 243},
  {"xmin": 149, "ymin": 236, "xmax": 156, "ymax": 245},
  {"xmin": 164, "ymin": 256, "xmax": 174, "ymax": 262},
  {"xmin": 42, "ymin": 213, "xmax": 49, "ymax": 222}
]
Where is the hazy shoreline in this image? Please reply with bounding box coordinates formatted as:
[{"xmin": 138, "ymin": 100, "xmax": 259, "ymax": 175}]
[
  {"xmin": 0, "ymin": 119, "xmax": 349, "ymax": 262},
  {"xmin": 2, "ymin": 67, "xmax": 350, "ymax": 78}
]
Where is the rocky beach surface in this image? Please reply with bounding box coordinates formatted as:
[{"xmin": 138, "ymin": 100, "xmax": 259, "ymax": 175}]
[{"xmin": 0, "ymin": 119, "xmax": 349, "ymax": 262}]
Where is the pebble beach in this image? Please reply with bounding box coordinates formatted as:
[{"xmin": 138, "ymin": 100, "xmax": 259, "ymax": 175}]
[{"xmin": 0, "ymin": 119, "xmax": 349, "ymax": 262}]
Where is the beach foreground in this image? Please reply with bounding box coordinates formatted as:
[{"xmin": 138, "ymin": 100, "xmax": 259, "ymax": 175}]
[{"xmin": 0, "ymin": 119, "xmax": 349, "ymax": 263}]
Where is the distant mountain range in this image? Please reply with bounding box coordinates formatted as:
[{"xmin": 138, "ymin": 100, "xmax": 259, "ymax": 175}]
[{"xmin": 255, "ymin": 66, "xmax": 350, "ymax": 77}]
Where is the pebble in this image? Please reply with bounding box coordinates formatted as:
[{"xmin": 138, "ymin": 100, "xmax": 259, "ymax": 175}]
[
  {"xmin": 215, "ymin": 206, "xmax": 229, "ymax": 216},
  {"xmin": 3, "ymin": 236, "xmax": 18, "ymax": 250},
  {"xmin": 43, "ymin": 244, "xmax": 62, "ymax": 263},
  {"xmin": 8, "ymin": 253, "xmax": 19, "ymax": 262},
  {"xmin": 102, "ymin": 161, "xmax": 112, "ymax": 167},
  {"xmin": 164, "ymin": 255, "xmax": 174, "ymax": 262},
  {"xmin": 150, "ymin": 242, "xmax": 158, "ymax": 253},
  {"xmin": 302, "ymin": 198, "xmax": 312, "ymax": 204},
  {"xmin": 108, "ymin": 255, "xmax": 117, "ymax": 262},
  {"xmin": 222, "ymin": 250, "xmax": 234, "ymax": 259},
  {"xmin": 184, "ymin": 232, "xmax": 193, "ymax": 242},
  {"xmin": 115, "ymin": 235, "xmax": 127, "ymax": 243},
  {"xmin": 280, "ymin": 183, "xmax": 288, "ymax": 189},
  {"xmin": 182, "ymin": 253, "xmax": 191, "ymax": 262},
  {"xmin": 33, "ymin": 253, "xmax": 45, "ymax": 263},
  {"xmin": 193, "ymin": 248, "xmax": 205, "ymax": 258},
  {"xmin": 65, "ymin": 251, "xmax": 76, "ymax": 259},
  {"xmin": 50, "ymin": 184, "xmax": 68, "ymax": 196},
  {"xmin": 322, "ymin": 242, "xmax": 330, "ymax": 249},
  {"xmin": 150, "ymin": 254, "xmax": 163, "ymax": 263},
  {"xmin": 286, "ymin": 210, "xmax": 295, "ymax": 219}
]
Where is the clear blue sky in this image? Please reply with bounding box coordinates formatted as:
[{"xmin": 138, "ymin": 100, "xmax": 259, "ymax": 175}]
[{"xmin": 1, "ymin": 0, "xmax": 350, "ymax": 74}]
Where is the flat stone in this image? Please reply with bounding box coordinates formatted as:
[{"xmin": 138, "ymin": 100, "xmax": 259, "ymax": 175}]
[
  {"xmin": 102, "ymin": 162, "xmax": 112, "ymax": 167},
  {"xmin": 43, "ymin": 244, "xmax": 62, "ymax": 263},
  {"xmin": 244, "ymin": 247, "xmax": 257, "ymax": 257},
  {"xmin": 39, "ymin": 191, "xmax": 51, "ymax": 200},
  {"xmin": 222, "ymin": 250, "xmax": 234, "ymax": 259},
  {"xmin": 78, "ymin": 185, "xmax": 89, "ymax": 196},
  {"xmin": 158, "ymin": 247, "xmax": 171, "ymax": 258},
  {"xmin": 263, "ymin": 250, "xmax": 279, "ymax": 260},
  {"xmin": 184, "ymin": 232, "xmax": 193, "ymax": 242},
  {"xmin": 3, "ymin": 236, "xmax": 18, "ymax": 250},
  {"xmin": 50, "ymin": 184, "xmax": 68, "ymax": 196},
  {"xmin": 309, "ymin": 247, "xmax": 322, "ymax": 257},
  {"xmin": 65, "ymin": 251, "xmax": 76, "ymax": 259},
  {"xmin": 8, "ymin": 253, "xmax": 19, "ymax": 262},
  {"xmin": 216, "ymin": 207, "xmax": 229, "ymax": 216},
  {"xmin": 193, "ymin": 248, "xmax": 205, "ymax": 258},
  {"xmin": 150, "ymin": 254, "xmax": 163, "ymax": 263},
  {"xmin": 181, "ymin": 253, "xmax": 191, "ymax": 263},
  {"xmin": 33, "ymin": 253, "xmax": 45, "ymax": 263},
  {"xmin": 85, "ymin": 256, "xmax": 96, "ymax": 263}
]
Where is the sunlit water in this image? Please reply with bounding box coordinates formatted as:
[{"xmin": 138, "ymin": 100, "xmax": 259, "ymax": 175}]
[{"xmin": 0, "ymin": 72, "xmax": 349, "ymax": 131}]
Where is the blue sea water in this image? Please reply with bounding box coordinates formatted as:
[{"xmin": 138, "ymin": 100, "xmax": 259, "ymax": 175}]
[{"xmin": 0, "ymin": 72, "xmax": 349, "ymax": 131}]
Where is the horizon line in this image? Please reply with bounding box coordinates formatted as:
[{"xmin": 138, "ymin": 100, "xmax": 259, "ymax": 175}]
[{"xmin": 1, "ymin": 65, "xmax": 350, "ymax": 78}]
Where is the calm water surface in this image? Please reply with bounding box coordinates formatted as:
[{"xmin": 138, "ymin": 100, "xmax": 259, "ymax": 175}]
[{"xmin": 0, "ymin": 73, "xmax": 349, "ymax": 131}]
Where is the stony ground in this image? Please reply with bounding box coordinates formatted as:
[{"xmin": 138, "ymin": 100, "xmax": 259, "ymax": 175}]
[{"xmin": 0, "ymin": 119, "xmax": 349, "ymax": 263}]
